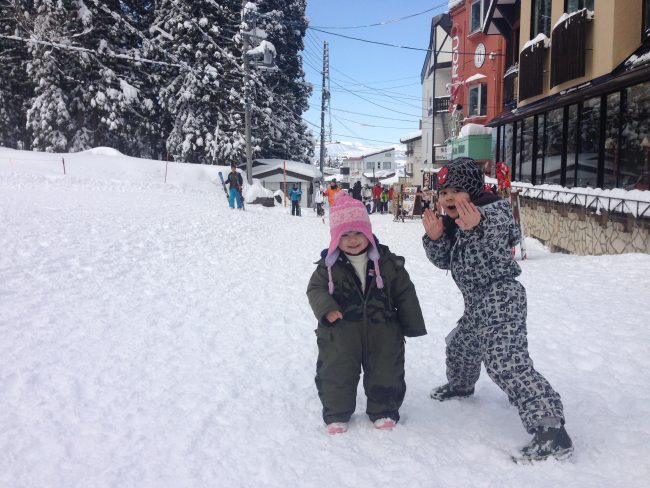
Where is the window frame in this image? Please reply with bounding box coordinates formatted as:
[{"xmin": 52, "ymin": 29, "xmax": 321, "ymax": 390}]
[
  {"xmin": 530, "ymin": 0, "xmax": 552, "ymax": 39},
  {"xmin": 564, "ymin": 0, "xmax": 594, "ymax": 14},
  {"xmin": 468, "ymin": 83, "xmax": 488, "ymax": 117},
  {"xmin": 641, "ymin": 0, "xmax": 650, "ymax": 43},
  {"xmin": 470, "ymin": 0, "xmax": 484, "ymax": 33}
]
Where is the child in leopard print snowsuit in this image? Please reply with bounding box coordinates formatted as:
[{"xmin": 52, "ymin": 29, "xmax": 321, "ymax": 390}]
[{"xmin": 421, "ymin": 158, "xmax": 573, "ymax": 463}]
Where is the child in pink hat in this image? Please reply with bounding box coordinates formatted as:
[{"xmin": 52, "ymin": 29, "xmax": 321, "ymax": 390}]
[{"xmin": 307, "ymin": 193, "xmax": 426, "ymax": 435}]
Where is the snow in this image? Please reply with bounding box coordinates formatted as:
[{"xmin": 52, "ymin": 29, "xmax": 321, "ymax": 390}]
[
  {"xmin": 459, "ymin": 123, "xmax": 493, "ymax": 137},
  {"xmin": 464, "ymin": 73, "xmax": 487, "ymax": 84},
  {"xmin": 2, "ymin": 147, "xmax": 650, "ymax": 487},
  {"xmin": 553, "ymin": 8, "xmax": 593, "ymax": 31},
  {"xmin": 252, "ymin": 158, "xmax": 322, "ymax": 179},
  {"xmin": 399, "ymin": 130, "xmax": 422, "ymax": 143},
  {"xmin": 512, "ymin": 182, "xmax": 650, "ymax": 218},
  {"xmin": 522, "ymin": 33, "xmax": 550, "ymax": 51}
]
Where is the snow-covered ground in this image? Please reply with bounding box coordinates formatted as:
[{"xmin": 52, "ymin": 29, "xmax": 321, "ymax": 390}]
[{"xmin": 1, "ymin": 147, "xmax": 649, "ymax": 487}]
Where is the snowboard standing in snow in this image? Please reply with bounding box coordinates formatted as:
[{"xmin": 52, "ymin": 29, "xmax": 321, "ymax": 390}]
[{"xmin": 218, "ymin": 171, "xmax": 229, "ymax": 200}]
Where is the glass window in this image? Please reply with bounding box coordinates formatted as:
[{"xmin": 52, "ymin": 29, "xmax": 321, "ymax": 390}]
[
  {"xmin": 577, "ymin": 98, "xmax": 600, "ymax": 188},
  {"xmin": 470, "ymin": 0, "xmax": 484, "ymax": 32},
  {"xmin": 603, "ymin": 92, "xmax": 620, "ymax": 189},
  {"xmin": 504, "ymin": 123, "xmax": 514, "ymax": 176},
  {"xmin": 531, "ymin": 0, "xmax": 552, "ymax": 38},
  {"xmin": 566, "ymin": 0, "xmax": 594, "ymax": 12},
  {"xmin": 536, "ymin": 115, "xmax": 545, "ymax": 183},
  {"xmin": 566, "ymin": 105, "xmax": 579, "ymax": 187},
  {"xmin": 645, "ymin": 0, "xmax": 650, "ymax": 40},
  {"xmin": 544, "ymin": 108, "xmax": 564, "ymax": 184},
  {"xmin": 519, "ymin": 117, "xmax": 535, "ymax": 182},
  {"xmin": 468, "ymin": 84, "xmax": 488, "ymax": 116},
  {"xmin": 620, "ymin": 82, "xmax": 650, "ymax": 190},
  {"xmin": 514, "ymin": 121, "xmax": 522, "ymax": 180}
]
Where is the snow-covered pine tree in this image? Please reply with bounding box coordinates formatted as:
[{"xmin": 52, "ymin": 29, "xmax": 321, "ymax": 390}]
[
  {"xmin": 252, "ymin": 0, "xmax": 313, "ymax": 163},
  {"xmin": 24, "ymin": 0, "xmax": 83, "ymax": 152},
  {"xmin": 0, "ymin": 4, "xmax": 31, "ymax": 149},
  {"xmin": 75, "ymin": 1, "xmax": 161, "ymax": 157},
  {"xmin": 154, "ymin": 0, "xmax": 242, "ymax": 164}
]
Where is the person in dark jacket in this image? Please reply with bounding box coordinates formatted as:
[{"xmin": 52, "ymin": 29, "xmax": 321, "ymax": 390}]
[
  {"xmin": 307, "ymin": 193, "xmax": 426, "ymax": 435},
  {"xmin": 421, "ymin": 157, "xmax": 573, "ymax": 463},
  {"xmin": 351, "ymin": 180, "xmax": 362, "ymax": 201},
  {"xmin": 225, "ymin": 163, "xmax": 244, "ymax": 209}
]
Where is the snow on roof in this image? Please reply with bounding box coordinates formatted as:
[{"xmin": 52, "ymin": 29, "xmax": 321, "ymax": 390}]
[
  {"xmin": 362, "ymin": 147, "xmax": 394, "ymax": 158},
  {"xmin": 252, "ymin": 159, "xmax": 322, "ymax": 178},
  {"xmin": 522, "ymin": 33, "xmax": 550, "ymax": 51},
  {"xmin": 459, "ymin": 123, "xmax": 492, "ymax": 137},
  {"xmin": 399, "ymin": 130, "xmax": 422, "ymax": 143},
  {"xmin": 553, "ymin": 8, "xmax": 593, "ymax": 31},
  {"xmin": 465, "ymin": 73, "xmax": 487, "ymax": 84}
]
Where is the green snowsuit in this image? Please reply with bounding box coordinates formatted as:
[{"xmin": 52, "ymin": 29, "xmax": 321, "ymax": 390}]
[{"xmin": 307, "ymin": 243, "xmax": 426, "ymax": 424}]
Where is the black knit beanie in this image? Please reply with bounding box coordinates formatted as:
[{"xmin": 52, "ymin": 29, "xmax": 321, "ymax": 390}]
[{"xmin": 437, "ymin": 157, "xmax": 484, "ymax": 198}]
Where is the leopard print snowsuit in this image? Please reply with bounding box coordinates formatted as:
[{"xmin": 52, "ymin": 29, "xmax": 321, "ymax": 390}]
[{"xmin": 423, "ymin": 198, "xmax": 565, "ymax": 433}]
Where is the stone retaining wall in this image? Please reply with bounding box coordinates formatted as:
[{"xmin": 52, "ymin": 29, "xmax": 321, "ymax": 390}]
[{"xmin": 519, "ymin": 197, "xmax": 650, "ymax": 255}]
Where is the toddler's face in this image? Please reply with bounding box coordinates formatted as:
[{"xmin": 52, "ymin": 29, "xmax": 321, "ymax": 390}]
[
  {"xmin": 438, "ymin": 188, "xmax": 471, "ymax": 219},
  {"xmin": 339, "ymin": 231, "xmax": 370, "ymax": 255}
]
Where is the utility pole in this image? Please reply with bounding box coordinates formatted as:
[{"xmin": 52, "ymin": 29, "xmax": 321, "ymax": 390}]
[
  {"xmin": 319, "ymin": 41, "xmax": 330, "ymax": 181},
  {"xmin": 242, "ymin": 0, "xmax": 253, "ymax": 184}
]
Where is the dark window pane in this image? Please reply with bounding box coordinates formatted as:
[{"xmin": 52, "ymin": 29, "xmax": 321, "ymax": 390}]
[
  {"xmin": 620, "ymin": 82, "xmax": 650, "ymax": 190},
  {"xmin": 532, "ymin": 0, "xmax": 551, "ymax": 38},
  {"xmin": 577, "ymin": 98, "xmax": 600, "ymax": 187},
  {"xmin": 566, "ymin": 105, "xmax": 579, "ymax": 187},
  {"xmin": 504, "ymin": 123, "xmax": 514, "ymax": 175},
  {"xmin": 544, "ymin": 108, "xmax": 564, "ymax": 184},
  {"xmin": 566, "ymin": 0, "xmax": 594, "ymax": 12},
  {"xmin": 515, "ymin": 121, "xmax": 522, "ymax": 180},
  {"xmin": 603, "ymin": 92, "xmax": 620, "ymax": 189},
  {"xmin": 520, "ymin": 116, "xmax": 534, "ymax": 182}
]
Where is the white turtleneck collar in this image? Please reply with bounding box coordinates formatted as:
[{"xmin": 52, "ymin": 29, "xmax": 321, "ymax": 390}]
[{"xmin": 345, "ymin": 251, "xmax": 368, "ymax": 292}]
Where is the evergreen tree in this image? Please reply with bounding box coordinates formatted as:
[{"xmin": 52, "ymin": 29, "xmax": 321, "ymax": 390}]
[
  {"xmin": 253, "ymin": 0, "xmax": 313, "ymax": 163},
  {"xmin": 0, "ymin": 4, "xmax": 31, "ymax": 149},
  {"xmin": 24, "ymin": 0, "xmax": 79, "ymax": 152},
  {"xmin": 154, "ymin": 0, "xmax": 241, "ymax": 164}
]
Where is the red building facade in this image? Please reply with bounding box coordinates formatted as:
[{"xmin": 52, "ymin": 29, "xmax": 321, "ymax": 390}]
[{"xmin": 448, "ymin": 0, "xmax": 506, "ymax": 134}]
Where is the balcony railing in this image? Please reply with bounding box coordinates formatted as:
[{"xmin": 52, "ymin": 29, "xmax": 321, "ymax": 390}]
[{"xmin": 512, "ymin": 184, "xmax": 650, "ymax": 218}]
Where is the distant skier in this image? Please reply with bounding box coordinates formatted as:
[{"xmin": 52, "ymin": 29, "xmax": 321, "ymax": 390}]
[
  {"xmin": 307, "ymin": 193, "xmax": 426, "ymax": 435},
  {"xmin": 322, "ymin": 179, "xmax": 341, "ymax": 207},
  {"xmin": 314, "ymin": 184, "xmax": 325, "ymax": 219},
  {"xmin": 225, "ymin": 163, "xmax": 244, "ymax": 210},
  {"xmin": 289, "ymin": 183, "xmax": 302, "ymax": 216},
  {"xmin": 421, "ymin": 157, "xmax": 573, "ymax": 463}
]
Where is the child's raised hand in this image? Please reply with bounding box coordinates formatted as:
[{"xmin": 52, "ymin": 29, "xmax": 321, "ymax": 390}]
[
  {"xmin": 325, "ymin": 310, "xmax": 343, "ymax": 323},
  {"xmin": 455, "ymin": 200, "xmax": 481, "ymax": 230},
  {"xmin": 422, "ymin": 206, "xmax": 444, "ymax": 241}
]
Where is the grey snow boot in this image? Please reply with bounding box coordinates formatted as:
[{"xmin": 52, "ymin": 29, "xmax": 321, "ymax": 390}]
[
  {"xmin": 430, "ymin": 383, "xmax": 475, "ymax": 401},
  {"xmin": 513, "ymin": 425, "xmax": 574, "ymax": 463}
]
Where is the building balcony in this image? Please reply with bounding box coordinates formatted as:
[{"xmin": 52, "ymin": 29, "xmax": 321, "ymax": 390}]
[{"xmin": 551, "ymin": 9, "xmax": 590, "ymax": 88}]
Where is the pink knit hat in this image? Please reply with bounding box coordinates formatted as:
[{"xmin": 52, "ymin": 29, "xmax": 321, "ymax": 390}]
[{"xmin": 324, "ymin": 192, "xmax": 383, "ymax": 294}]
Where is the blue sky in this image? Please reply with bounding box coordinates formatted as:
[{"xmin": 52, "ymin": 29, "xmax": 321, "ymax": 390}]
[{"xmin": 302, "ymin": 1, "xmax": 450, "ymax": 155}]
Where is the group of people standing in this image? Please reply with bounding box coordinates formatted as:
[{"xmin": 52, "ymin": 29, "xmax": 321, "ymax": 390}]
[
  {"xmin": 306, "ymin": 157, "xmax": 573, "ymax": 464},
  {"xmin": 351, "ymin": 181, "xmax": 392, "ymax": 214}
]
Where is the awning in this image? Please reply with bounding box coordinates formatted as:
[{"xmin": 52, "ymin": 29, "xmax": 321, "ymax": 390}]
[{"xmin": 465, "ymin": 73, "xmax": 487, "ymax": 84}]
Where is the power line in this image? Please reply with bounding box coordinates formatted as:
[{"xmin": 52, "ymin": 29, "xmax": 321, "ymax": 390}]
[
  {"xmin": 308, "ymin": 27, "xmax": 508, "ymax": 56},
  {"xmin": 309, "ymin": 3, "xmax": 446, "ymax": 30}
]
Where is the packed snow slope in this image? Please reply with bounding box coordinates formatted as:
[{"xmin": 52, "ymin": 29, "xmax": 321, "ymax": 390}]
[{"xmin": 1, "ymin": 147, "xmax": 649, "ymax": 487}]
